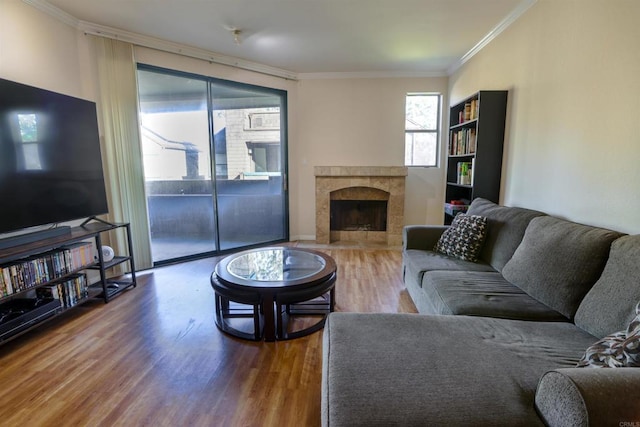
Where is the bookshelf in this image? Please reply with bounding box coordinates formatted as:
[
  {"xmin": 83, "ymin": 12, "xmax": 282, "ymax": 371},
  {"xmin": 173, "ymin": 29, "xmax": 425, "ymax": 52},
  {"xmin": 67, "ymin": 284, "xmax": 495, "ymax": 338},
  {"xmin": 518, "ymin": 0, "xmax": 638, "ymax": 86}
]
[
  {"xmin": 0, "ymin": 220, "xmax": 136, "ymax": 344},
  {"xmin": 444, "ymin": 90, "xmax": 508, "ymax": 224}
]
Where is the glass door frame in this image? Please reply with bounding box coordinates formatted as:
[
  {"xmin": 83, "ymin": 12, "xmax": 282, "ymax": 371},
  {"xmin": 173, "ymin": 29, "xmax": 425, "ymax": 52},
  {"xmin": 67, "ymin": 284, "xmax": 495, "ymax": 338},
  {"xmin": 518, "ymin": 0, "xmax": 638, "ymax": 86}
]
[{"xmin": 137, "ymin": 64, "xmax": 290, "ymax": 266}]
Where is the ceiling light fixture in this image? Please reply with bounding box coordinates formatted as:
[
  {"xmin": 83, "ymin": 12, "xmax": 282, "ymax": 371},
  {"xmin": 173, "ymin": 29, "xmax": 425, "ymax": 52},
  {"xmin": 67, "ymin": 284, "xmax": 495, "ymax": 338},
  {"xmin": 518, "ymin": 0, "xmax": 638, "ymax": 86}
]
[{"xmin": 226, "ymin": 27, "xmax": 243, "ymax": 45}]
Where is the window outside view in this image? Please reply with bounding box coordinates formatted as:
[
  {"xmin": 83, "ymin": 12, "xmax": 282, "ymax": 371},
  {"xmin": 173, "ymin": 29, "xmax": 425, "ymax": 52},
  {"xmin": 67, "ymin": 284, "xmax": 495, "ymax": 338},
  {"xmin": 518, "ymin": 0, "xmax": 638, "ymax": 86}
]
[
  {"xmin": 140, "ymin": 107, "xmax": 280, "ymax": 182},
  {"xmin": 405, "ymin": 93, "xmax": 441, "ymax": 167}
]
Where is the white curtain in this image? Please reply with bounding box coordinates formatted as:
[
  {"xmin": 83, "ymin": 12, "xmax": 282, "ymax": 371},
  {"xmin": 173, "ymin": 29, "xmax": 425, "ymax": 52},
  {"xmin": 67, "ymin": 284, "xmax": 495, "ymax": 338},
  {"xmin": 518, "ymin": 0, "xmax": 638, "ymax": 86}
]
[{"xmin": 92, "ymin": 36, "xmax": 152, "ymax": 270}]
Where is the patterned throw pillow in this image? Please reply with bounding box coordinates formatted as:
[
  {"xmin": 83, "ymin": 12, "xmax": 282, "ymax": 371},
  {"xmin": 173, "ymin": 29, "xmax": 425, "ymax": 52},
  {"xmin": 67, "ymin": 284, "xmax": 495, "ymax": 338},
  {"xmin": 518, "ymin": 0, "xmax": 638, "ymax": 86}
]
[
  {"xmin": 577, "ymin": 301, "xmax": 640, "ymax": 368},
  {"xmin": 434, "ymin": 213, "xmax": 488, "ymax": 262}
]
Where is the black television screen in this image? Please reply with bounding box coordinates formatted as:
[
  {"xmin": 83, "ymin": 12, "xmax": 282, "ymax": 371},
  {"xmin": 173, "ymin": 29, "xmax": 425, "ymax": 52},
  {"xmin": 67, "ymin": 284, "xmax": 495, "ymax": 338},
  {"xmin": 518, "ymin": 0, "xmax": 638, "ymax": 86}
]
[{"xmin": 0, "ymin": 78, "xmax": 109, "ymax": 235}]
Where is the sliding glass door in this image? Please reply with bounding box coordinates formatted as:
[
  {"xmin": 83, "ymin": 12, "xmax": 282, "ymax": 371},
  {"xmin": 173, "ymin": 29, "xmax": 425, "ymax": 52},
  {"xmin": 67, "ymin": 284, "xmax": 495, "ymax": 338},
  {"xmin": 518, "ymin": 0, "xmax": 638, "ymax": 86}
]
[
  {"xmin": 210, "ymin": 82, "xmax": 287, "ymax": 251},
  {"xmin": 137, "ymin": 66, "xmax": 288, "ymax": 264}
]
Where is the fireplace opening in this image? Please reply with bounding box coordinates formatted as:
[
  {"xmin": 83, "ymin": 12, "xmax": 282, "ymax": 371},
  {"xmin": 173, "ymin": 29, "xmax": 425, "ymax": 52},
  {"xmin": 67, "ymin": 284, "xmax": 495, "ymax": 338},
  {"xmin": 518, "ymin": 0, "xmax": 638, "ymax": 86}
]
[{"xmin": 330, "ymin": 200, "xmax": 388, "ymax": 231}]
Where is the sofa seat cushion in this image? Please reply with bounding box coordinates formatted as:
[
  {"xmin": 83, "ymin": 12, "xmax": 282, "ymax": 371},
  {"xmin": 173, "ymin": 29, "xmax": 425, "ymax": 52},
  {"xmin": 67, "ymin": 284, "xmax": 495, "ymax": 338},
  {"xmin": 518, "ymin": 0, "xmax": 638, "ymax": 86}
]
[
  {"xmin": 466, "ymin": 198, "xmax": 546, "ymax": 271},
  {"xmin": 403, "ymin": 249, "xmax": 495, "ymax": 289},
  {"xmin": 502, "ymin": 216, "xmax": 624, "ymax": 319},
  {"xmin": 322, "ymin": 313, "xmax": 597, "ymax": 427},
  {"xmin": 420, "ymin": 271, "xmax": 568, "ymax": 320},
  {"xmin": 574, "ymin": 234, "xmax": 640, "ymax": 338}
]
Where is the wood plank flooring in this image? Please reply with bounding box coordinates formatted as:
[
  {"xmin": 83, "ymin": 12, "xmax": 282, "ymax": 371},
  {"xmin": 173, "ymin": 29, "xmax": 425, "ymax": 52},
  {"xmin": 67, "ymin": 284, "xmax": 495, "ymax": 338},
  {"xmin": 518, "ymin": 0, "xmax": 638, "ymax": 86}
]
[{"xmin": 0, "ymin": 245, "xmax": 416, "ymax": 426}]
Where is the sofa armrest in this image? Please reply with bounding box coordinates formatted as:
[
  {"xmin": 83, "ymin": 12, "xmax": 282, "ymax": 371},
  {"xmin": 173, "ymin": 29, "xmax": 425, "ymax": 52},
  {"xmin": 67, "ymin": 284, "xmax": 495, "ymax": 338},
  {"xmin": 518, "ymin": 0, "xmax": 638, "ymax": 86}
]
[
  {"xmin": 402, "ymin": 225, "xmax": 448, "ymax": 251},
  {"xmin": 534, "ymin": 368, "xmax": 640, "ymax": 427}
]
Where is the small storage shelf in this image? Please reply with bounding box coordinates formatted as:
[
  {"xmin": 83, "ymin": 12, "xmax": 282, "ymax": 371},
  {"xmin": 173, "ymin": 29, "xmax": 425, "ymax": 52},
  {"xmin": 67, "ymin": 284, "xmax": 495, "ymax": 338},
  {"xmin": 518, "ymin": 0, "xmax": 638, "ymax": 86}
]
[
  {"xmin": 98, "ymin": 255, "xmax": 131, "ymax": 270},
  {"xmin": 0, "ymin": 219, "xmax": 136, "ymax": 344},
  {"xmin": 444, "ymin": 91, "xmax": 508, "ymax": 224}
]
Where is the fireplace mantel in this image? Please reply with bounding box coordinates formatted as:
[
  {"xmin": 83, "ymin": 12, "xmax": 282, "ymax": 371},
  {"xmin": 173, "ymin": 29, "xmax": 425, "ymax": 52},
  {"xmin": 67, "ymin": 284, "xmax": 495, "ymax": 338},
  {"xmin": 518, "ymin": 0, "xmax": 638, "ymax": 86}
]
[
  {"xmin": 314, "ymin": 166, "xmax": 408, "ymax": 178},
  {"xmin": 314, "ymin": 166, "xmax": 408, "ymax": 245}
]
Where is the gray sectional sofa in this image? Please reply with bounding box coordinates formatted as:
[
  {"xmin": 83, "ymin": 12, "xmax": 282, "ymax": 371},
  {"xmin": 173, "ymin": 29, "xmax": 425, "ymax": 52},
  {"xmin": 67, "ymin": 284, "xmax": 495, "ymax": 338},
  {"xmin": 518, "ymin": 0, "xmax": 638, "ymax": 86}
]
[{"xmin": 321, "ymin": 198, "xmax": 640, "ymax": 426}]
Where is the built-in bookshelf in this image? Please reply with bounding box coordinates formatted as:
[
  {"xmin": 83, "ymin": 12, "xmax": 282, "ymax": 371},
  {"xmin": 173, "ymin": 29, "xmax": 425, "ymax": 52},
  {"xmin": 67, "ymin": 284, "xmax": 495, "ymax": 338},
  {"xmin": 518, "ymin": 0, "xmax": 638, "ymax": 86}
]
[
  {"xmin": 0, "ymin": 220, "xmax": 136, "ymax": 344},
  {"xmin": 444, "ymin": 91, "xmax": 508, "ymax": 224}
]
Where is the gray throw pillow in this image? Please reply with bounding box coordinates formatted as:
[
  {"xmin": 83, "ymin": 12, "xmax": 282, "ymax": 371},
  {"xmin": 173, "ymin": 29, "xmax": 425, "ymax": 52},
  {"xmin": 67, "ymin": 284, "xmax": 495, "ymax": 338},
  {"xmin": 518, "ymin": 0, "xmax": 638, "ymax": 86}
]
[
  {"xmin": 434, "ymin": 214, "xmax": 487, "ymax": 262},
  {"xmin": 466, "ymin": 198, "xmax": 546, "ymax": 271},
  {"xmin": 574, "ymin": 234, "xmax": 640, "ymax": 338},
  {"xmin": 501, "ymin": 216, "xmax": 623, "ymax": 319}
]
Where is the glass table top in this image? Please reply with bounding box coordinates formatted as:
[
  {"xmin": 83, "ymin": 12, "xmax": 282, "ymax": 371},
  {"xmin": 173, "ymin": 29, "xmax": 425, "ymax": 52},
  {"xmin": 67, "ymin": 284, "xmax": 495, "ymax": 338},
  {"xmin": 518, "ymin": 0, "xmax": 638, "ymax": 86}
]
[{"xmin": 227, "ymin": 248, "xmax": 326, "ymax": 282}]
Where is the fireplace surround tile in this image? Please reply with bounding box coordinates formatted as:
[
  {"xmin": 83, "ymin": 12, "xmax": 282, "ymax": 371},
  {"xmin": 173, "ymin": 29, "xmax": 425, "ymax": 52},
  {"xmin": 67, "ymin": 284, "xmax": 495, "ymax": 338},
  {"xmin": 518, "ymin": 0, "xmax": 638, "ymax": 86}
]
[{"xmin": 315, "ymin": 166, "xmax": 407, "ymax": 245}]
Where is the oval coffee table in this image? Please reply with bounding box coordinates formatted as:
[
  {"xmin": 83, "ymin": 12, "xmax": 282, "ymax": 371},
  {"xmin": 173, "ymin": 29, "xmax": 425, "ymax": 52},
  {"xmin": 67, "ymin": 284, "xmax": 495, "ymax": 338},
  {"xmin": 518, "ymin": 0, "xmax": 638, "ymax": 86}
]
[{"xmin": 211, "ymin": 247, "xmax": 337, "ymax": 341}]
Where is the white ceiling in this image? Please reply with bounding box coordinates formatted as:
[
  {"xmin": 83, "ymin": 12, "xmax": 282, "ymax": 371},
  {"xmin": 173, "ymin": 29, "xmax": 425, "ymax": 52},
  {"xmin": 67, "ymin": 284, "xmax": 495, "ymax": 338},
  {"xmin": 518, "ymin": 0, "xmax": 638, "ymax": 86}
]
[{"xmin": 35, "ymin": 0, "xmax": 533, "ymax": 78}]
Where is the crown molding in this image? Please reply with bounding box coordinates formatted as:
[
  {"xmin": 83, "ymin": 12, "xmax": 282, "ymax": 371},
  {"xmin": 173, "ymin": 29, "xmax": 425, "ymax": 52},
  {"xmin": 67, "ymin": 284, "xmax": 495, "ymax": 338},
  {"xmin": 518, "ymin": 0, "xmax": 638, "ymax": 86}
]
[
  {"xmin": 22, "ymin": 0, "xmax": 79, "ymax": 27},
  {"xmin": 447, "ymin": 0, "xmax": 537, "ymax": 75},
  {"xmin": 78, "ymin": 21, "xmax": 299, "ymax": 81},
  {"xmin": 23, "ymin": 0, "xmax": 536, "ymax": 81},
  {"xmin": 298, "ymin": 70, "xmax": 447, "ymax": 80},
  {"xmin": 21, "ymin": 0, "xmax": 298, "ymax": 81}
]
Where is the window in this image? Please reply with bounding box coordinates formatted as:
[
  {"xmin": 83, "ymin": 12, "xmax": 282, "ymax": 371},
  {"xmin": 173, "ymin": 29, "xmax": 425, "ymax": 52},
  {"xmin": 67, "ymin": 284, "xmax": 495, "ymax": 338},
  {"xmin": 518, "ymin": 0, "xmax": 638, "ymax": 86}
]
[{"xmin": 404, "ymin": 93, "xmax": 441, "ymax": 167}]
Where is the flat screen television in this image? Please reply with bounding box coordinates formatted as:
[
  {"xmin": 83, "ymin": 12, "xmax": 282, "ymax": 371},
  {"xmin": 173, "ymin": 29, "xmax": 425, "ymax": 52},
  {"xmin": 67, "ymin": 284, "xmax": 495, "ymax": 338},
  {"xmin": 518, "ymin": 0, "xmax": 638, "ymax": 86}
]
[{"xmin": 0, "ymin": 78, "xmax": 109, "ymax": 235}]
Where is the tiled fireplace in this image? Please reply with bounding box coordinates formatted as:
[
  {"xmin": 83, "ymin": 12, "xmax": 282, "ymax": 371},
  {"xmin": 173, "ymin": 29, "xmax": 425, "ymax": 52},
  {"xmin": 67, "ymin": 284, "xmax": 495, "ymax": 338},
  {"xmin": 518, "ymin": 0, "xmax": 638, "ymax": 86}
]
[{"xmin": 314, "ymin": 166, "xmax": 408, "ymax": 245}]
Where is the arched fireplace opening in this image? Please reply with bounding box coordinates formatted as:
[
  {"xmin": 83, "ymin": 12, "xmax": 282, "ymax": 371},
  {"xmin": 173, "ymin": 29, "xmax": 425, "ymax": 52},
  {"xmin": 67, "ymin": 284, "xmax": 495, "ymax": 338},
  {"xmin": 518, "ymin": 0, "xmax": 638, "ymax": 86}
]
[{"xmin": 330, "ymin": 187, "xmax": 389, "ymax": 232}]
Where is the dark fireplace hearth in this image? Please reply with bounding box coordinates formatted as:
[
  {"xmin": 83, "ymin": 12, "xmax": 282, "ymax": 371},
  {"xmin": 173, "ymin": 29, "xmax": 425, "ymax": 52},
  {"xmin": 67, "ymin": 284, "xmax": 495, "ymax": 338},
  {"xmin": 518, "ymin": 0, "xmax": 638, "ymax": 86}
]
[{"xmin": 330, "ymin": 200, "xmax": 388, "ymax": 232}]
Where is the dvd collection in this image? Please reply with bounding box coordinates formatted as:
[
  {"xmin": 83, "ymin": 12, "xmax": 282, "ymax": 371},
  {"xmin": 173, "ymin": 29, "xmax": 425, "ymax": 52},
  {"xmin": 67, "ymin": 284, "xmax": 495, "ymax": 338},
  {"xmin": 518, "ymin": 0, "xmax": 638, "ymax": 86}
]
[
  {"xmin": 0, "ymin": 241, "xmax": 95, "ymax": 297},
  {"xmin": 36, "ymin": 274, "xmax": 89, "ymax": 308}
]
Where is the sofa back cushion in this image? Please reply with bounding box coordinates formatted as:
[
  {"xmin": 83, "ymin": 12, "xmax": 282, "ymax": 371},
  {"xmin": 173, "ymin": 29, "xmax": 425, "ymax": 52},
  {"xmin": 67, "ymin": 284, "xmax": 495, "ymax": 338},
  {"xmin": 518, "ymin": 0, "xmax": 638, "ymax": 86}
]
[
  {"xmin": 501, "ymin": 216, "xmax": 624, "ymax": 319},
  {"xmin": 466, "ymin": 198, "xmax": 546, "ymax": 271},
  {"xmin": 574, "ymin": 234, "xmax": 640, "ymax": 338}
]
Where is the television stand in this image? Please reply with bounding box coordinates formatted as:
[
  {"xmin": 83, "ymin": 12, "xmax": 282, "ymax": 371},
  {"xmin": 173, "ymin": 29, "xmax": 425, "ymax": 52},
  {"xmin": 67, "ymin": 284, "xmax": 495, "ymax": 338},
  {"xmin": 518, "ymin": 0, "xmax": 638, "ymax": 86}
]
[
  {"xmin": 0, "ymin": 222, "xmax": 137, "ymax": 345},
  {"xmin": 81, "ymin": 216, "xmax": 115, "ymax": 228},
  {"xmin": 0, "ymin": 226, "xmax": 71, "ymax": 251}
]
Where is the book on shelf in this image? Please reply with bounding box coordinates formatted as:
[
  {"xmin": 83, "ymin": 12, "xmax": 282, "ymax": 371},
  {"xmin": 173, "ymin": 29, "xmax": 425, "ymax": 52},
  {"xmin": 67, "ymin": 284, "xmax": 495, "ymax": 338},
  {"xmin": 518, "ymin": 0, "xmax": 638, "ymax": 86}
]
[
  {"xmin": 456, "ymin": 161, "xmax": 473, "ymax": 185},
  {"xmin": 470, "ymin": 99, "xmax": 478, "ymax": 120},
  {"xmin": 459, "ymin": 99, "xmax": 478, "ymax": 123},
  {"xmin": 449, "ymin": 128, "xmax": 477, "ymax": 155},
  {"xmin": 471, "ymin": 158, "xmax": 475, "ymax": 186},
  {"xmin": 444, "ymin": 202, "xmax": 469, "ymax": 217}
]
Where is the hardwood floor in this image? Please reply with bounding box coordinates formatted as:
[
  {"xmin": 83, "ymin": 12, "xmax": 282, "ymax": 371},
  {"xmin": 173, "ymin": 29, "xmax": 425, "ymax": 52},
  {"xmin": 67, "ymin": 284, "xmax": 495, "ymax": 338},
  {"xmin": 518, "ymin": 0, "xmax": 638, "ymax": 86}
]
[{"xmin": 0, "ymin": 245, "xmax": 416, "ymax": 426}]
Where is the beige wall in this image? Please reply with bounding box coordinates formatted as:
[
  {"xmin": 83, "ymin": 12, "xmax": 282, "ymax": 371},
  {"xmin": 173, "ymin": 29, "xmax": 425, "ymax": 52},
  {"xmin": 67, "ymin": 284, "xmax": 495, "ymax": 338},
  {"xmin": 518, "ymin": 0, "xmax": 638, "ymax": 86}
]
[
  {"xmin": 450, "ymin": 0, "xmax": 640, "ymax": 234},
  {"xmin": 0, "ymin": 1, "xmax": 93, "ymax": 100},
  {"xmin": 294, "ymin": 77, "xmax": 449, "ymax": 239},
  {"xmin": 0, "ymin": 1, "xmax": 99, "ymax": 236}
]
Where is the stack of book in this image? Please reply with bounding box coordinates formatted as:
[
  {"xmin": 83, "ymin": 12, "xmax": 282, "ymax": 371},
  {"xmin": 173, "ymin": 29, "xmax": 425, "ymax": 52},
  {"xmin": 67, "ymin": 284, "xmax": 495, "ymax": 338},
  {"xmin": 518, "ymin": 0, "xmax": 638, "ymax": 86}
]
[
  {"xmin": 458, "ymin": 98, "xmax": 479, "ymax": 123},
  {"xmin": 444, "ymin": 200, "xmax": 470, "ymax": 216},
  {"xmin": 449, "ymin": 128, "xmax": 477, "ymax": 155},
  {"xmin": 456, "ymin": 161, "xmax": 474, "ymax": 186}
]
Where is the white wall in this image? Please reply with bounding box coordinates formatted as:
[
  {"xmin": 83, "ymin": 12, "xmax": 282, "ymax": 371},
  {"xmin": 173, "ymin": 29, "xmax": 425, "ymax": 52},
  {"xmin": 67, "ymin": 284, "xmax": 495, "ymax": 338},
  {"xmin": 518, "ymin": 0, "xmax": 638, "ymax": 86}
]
[{"xmin": 450, "ymin": 0, "xmax": 640, "ymax": 234}]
